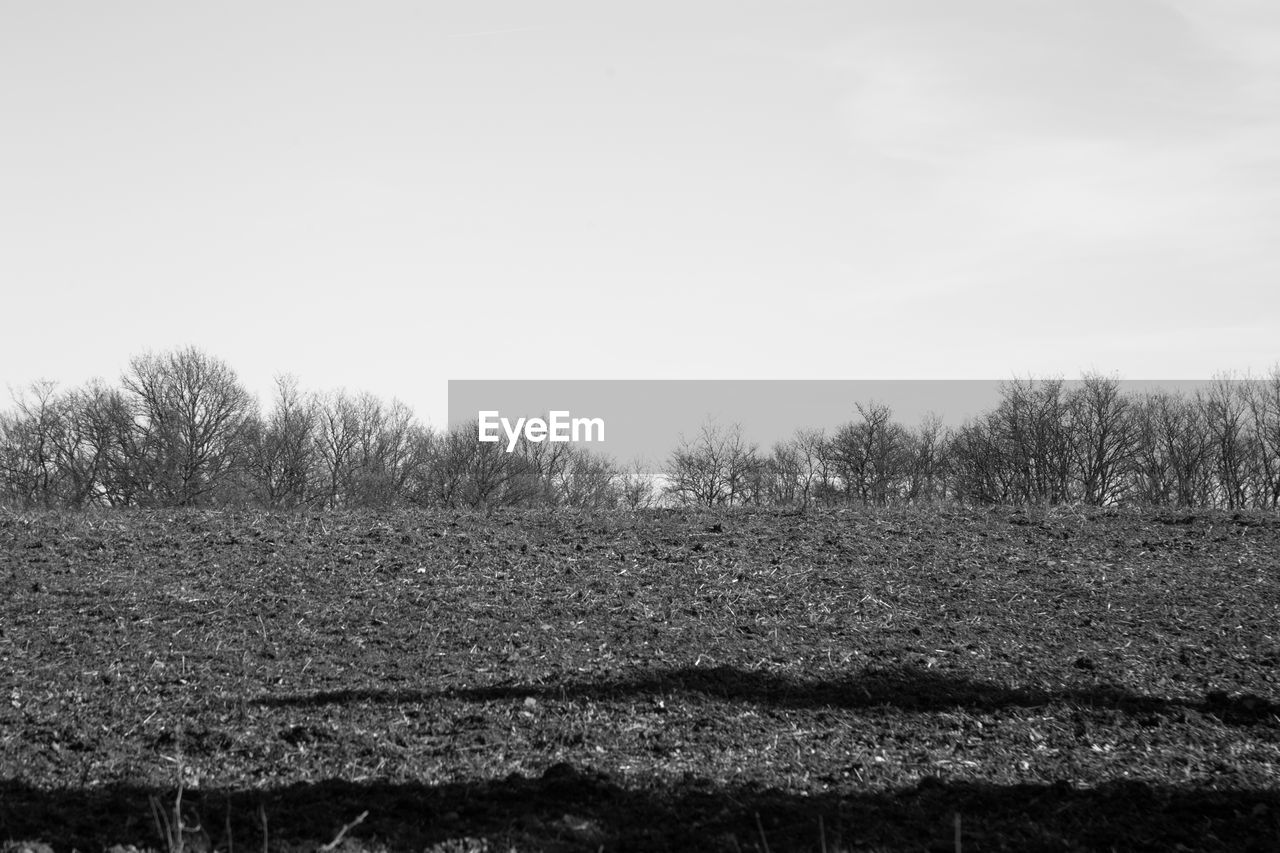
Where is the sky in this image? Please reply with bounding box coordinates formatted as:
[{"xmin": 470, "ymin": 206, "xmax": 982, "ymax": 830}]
[{"xmin": 2, "ymin": 0, "xmax": 1278, "ymax": 431}]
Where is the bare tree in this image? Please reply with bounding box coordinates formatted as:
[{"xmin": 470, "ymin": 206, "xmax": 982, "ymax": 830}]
[
  {"xmin": 311, "ymin": 390, "xmax": 433, "ymax": 507},
  {"xmin": 618, "ymin": 458, "xmax": 659, "ymax": 509},
  {"xmin": 466, "ymin": 425, "xmax": 534, "ymax": 508},
  {"xmin": 413, "ymin": 419, "xmax": 533, "ymax": 509},
  {"xmin": 120, "ymin": 347, "xmax": 255, "ymax": 506},
  {"xmin": 513, "ymin": 416, "xmax": 576, "ymax": 506},
  {"xmin": 1129, "ymin": 393, "xmax": 1174, "ymax": 506},
  {"xmin": 1066, "ymin": 373, "xmax": 1136, "ymax": 506},
  {"xmin": 350, "ymin": 395, "xmax": 427, "ymax": 506},
  {"xmin": 723, "ymin": 424, "xmax": 761, "ymax": 505},
  {"xmin": 990, "ymin": 378, "xmax": 1073, "ymax": 504},
  {"xmin": 79, "ymin": 381, "xmax": 147, "ymax": 507},
  {"xmin": 40, "ymin": 380, "xmax": 131, "ymax": 508},
  {"xmin": 664, "ymin": 421, "xmax": 727, "ymax": 507},
  {"xmin": 792, "ymin": 427, "xmax": 828, "ymax": 509},
  {"xmin": 1245, "ymin": 367, "xmax": 1280, "ymax": 508},
  {"xmin": 946, "ymin": 415, "xmax": 1005, "ymax": 505},
  {"xmin": 553, "ymin": 447, "xmax": 622, "ymax": 510},
  {"xmin": 757, "ymin": 427, "xmax": 833, "ymax": 509},
  {"xmin": 414, "ymin": 423, "xmax": 472, "ymax": 507},
  {"xmin": 314, "ymin": 391, "xmax": 361, "ymax": 508},
  {"xmin": 1133, "ymin": 391, "xmax": 1212, "ymax": 507},
  {"xmin": 826, "ymin": 402, "xmax": 909, "ymax": 506},
  {"xmin": 246, "ymin": 375, "xmax": 318, "ymax": 508},
  {"xmin": 663, "ymin": 419, "xmax": 758, "ymax": 507},
  {"xmin": 0, "ymin": 381, "xmax": 64, "ymax": 507},
  {"xmin": 761, "ymin": 439, "xmax": 802, "ymax": 506},
  {"xmin": 904, "ymin": 413, "xmax": 947, "ymax": 504},
  {"xmin": 1198, "ymin": 375, "xmax": 1250, "ymax": 508}
]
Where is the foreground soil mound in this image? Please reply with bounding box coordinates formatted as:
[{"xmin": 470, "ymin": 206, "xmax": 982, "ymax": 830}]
[{"xmin": 2, "ymin": 506, "xmax": 1278, "ymax": 851}]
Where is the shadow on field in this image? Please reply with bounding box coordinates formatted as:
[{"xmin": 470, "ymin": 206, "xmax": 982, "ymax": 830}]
[
  {"xmin": 260, "ymin": 665, "xmax": 1280, "ymax": 726},
  {"xmin": 2, "ymin": 770, "xmax": 1277, "ymax": 852}
]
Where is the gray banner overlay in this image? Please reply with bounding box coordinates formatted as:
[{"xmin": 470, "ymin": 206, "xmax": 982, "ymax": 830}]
[{"xmin": 448, "ymin": 379, "xmax": 1224, "ymax": 465}]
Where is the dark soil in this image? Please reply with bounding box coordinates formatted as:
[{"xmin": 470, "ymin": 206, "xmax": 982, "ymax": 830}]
[{"xmin": 1, "ymin": 505, "xmax": 1277, "ymax": 851}]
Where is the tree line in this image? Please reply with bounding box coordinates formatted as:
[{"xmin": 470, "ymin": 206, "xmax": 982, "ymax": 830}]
[
  {"xmin": 2, "ymin": 347, "xmax": 1279, "ymax": 511},
  {"xmin": 665, "ymin": 373, "xmax": 1280, "ymax": 510},
  {"xmin": 0, "ymin": 347, "xmax": 650, "ymax": 511}
]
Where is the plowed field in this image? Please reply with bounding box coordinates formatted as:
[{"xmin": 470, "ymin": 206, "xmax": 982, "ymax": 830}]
[{"xmin": 2, "ymin": 506, "xmax": 1278, "ymax": 851}]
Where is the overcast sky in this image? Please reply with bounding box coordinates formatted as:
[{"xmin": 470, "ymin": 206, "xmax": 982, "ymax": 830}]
[{"xmin": 2, "ymin": 1, "xmax": 1277, "ymax": 428}]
